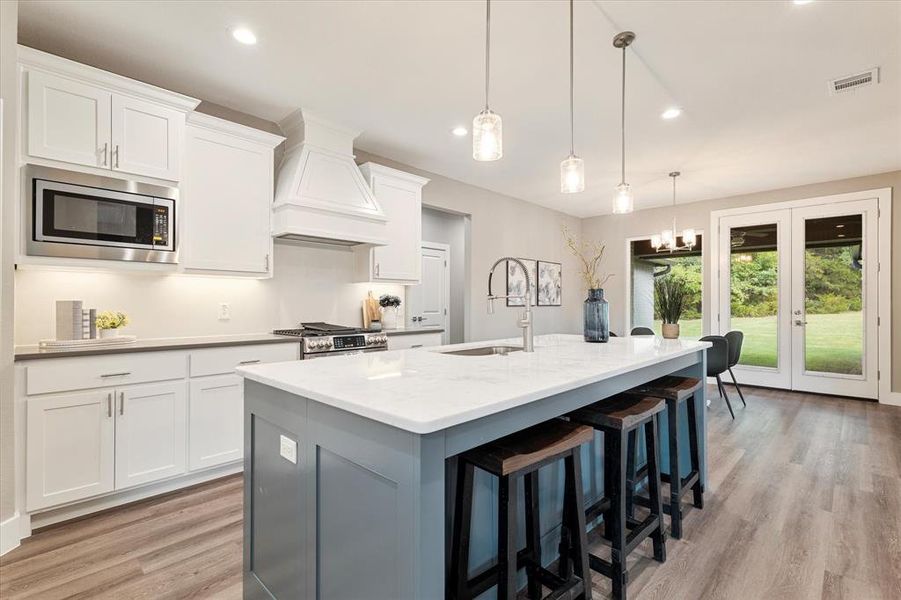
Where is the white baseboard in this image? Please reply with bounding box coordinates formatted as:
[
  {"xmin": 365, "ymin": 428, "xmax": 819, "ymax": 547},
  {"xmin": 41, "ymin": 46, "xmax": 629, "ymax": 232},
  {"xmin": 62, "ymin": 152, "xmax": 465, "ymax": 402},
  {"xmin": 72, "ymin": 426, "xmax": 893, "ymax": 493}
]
[
  {"xmin": 0, "ymin": 512, "xmax": 22, "ymax": 556},
  {"xmin": 881, "ymin": 391, "xmax": 901, "ymax": 407}
]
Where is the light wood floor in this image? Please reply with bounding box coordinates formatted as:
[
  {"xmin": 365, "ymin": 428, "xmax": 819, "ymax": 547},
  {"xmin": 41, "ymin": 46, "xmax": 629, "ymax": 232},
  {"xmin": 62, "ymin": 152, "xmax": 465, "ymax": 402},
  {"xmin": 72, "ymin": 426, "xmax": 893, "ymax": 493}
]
[{"xmin": 1, "ymin": 386, "xmax": 899, "ymax": 599}]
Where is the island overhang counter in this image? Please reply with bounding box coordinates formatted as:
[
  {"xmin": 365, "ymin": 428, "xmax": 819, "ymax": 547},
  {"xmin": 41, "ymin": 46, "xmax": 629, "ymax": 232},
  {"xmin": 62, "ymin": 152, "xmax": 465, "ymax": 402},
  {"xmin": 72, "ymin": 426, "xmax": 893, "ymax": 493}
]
[{"xmin": 237, "ymin": 333, "xmax": 711, "ymax": 600}]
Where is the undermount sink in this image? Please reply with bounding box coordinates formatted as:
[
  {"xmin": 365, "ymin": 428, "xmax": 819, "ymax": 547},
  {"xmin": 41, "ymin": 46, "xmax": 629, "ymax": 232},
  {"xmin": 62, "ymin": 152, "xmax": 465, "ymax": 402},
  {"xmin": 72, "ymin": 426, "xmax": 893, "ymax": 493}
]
[{"xmin": 440, "ymin": 345, "xmax": 523, "ymax": 356}]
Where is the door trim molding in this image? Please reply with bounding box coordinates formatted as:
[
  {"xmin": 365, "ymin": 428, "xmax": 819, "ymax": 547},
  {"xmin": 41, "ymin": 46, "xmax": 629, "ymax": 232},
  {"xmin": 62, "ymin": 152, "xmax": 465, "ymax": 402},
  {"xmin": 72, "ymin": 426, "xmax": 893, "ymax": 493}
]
[
  {"xmin": 708, "ymin": 187, "xmax": 893, "ymax": 402},
  {"xmin": 417, "ymin": 241, "xmax": 451, "ymax": 345}
]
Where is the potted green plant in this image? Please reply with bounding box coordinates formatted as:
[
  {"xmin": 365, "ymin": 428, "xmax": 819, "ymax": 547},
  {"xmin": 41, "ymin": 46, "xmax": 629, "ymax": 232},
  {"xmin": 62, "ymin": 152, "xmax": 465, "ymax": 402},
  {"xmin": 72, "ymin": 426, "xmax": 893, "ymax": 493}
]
[
  {"xmin": 95, "ymin": 311, "xmax": 130, "ymax": 339},
  {"xmin": 654, "ymin": 276, "xmax": 686, "ymax": 339}
]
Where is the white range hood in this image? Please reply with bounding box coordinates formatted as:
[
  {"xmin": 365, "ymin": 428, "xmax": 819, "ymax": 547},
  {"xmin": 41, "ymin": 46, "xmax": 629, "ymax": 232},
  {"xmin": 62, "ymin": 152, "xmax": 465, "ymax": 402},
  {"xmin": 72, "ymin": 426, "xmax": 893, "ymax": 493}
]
[{"xmin": 272, "ymin": 109, "xmax": 388, "ymax": 246}]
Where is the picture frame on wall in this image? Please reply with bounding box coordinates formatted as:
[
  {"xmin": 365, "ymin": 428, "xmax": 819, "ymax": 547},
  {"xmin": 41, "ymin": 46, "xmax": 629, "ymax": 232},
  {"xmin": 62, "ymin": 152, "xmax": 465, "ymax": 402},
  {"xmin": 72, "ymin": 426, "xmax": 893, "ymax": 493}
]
[
  {"xmin": 537, "ymin": 261, "xmax": 563, "ymax": 306},
  {"xmin": 506, "ymin": 259, "xmax": 538, "ymax": 306}
]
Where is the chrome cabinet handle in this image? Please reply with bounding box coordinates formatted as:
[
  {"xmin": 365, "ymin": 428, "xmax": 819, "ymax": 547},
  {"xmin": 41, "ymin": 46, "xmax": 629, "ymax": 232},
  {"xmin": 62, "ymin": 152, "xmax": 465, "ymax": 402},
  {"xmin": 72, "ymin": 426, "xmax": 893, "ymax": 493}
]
[
  {"xmin": 119, "ymin": 392, "xmax": 125, "ymax": 416},
  {"xmin": 101, "ymin": 142, "xmax": 108, "ymax": 166},
  {"xmin": 107, "ymin": 393, "xmax": 112, "ymax": 418},
  {"xmin": 238, "ymin": 359, "xmax": 261, "ymax": 365},
  {"xmin": 101, "ymin": 372, "xmax": 131, "ymax": 378},
  {"xmin": 411, "ymin": 344, "xmax": 423, "ymax": 348},
  {"xmin": 375, "ymin": 263, "xmax": 380, "ymax": 277},
  {"xmin": 113, "ymin": 144, "xmax": 120, "ymax": 168}
]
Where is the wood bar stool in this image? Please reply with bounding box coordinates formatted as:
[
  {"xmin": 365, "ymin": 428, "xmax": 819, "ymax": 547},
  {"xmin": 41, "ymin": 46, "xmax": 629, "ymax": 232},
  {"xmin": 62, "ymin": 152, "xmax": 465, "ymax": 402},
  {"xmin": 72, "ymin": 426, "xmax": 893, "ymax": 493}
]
[
  {"xmin": 567, "ymin": 395, "xmax": 667, "ymax": 600},
  {"xmin": 625, "ymin": 375, "xmax": 703, "ymax": 539},
  {"xmin": 448, "ymin": 420, "xmax": 595, "ymax": 600}
]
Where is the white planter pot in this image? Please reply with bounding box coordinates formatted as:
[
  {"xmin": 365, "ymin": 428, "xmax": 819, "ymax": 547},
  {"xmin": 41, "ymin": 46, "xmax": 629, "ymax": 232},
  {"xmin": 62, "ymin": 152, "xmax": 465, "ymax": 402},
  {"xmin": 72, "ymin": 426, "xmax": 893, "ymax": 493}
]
[
  {"xmin": 661, "ymin": 323, "xmax": 680, "ymax": 339},
  {"xmin": 99, "ymin": 328, "xmax": 121, "ymax": 339}
]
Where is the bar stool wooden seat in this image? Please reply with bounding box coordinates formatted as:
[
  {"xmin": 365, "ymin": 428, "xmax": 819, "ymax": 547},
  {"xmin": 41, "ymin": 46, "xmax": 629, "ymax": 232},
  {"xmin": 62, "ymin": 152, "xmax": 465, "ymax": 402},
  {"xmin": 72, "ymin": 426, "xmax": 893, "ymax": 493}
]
[
  {"xmin": 448, "ymin": 419, "xmax": 595, "ymax": 600},
  {"xmin": 624, "ymin": 375, "xmax": 703, "ymax": 539},
  {"xmin": 567, "ymin": 395, "xmax": 667, "ymax": 600}
]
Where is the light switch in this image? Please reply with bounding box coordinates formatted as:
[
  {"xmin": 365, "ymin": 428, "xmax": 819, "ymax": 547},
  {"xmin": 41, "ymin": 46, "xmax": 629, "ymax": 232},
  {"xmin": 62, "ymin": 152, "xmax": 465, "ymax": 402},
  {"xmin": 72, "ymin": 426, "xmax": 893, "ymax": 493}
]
[{"xmin": 279, "ymin": 434, "xmax": 297, "ymax": 464}]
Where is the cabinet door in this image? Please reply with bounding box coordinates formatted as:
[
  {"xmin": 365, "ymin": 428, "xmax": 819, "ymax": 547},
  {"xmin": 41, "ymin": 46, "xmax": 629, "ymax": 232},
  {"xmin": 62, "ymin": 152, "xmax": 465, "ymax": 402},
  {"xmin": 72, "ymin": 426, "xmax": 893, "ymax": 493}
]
[
  {"xmin": 26, "ymin": 389, "xmax": 115, "ymax": 510},
  {"xmin": 111, "ymin": 95, "xmax": 182, "ymax": 181},
  {"xmin": 371, "ymin": 174, "xmax": 421, "ymax": 282},
  {"xmin": 181, "ymin": 126, "xmax": 272, "ymax": 273},
  {"xmin": 27, "ymin": 70, "xmax": 112, "ymax": 169},
  {"xmin": 188, "ymin": 374, "xmax": 244, "ymax": 471},
  {"xmin": 115, "ymin": 381, "xmax": 186, "ymax": 489}
]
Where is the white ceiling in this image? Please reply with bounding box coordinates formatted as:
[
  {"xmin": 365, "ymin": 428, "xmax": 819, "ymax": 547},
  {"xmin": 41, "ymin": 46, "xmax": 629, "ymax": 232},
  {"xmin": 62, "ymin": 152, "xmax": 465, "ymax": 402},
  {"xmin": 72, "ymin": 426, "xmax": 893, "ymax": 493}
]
[{"xmin": 17, "ymin": 0, "xmax": 901, "ymax": 218}]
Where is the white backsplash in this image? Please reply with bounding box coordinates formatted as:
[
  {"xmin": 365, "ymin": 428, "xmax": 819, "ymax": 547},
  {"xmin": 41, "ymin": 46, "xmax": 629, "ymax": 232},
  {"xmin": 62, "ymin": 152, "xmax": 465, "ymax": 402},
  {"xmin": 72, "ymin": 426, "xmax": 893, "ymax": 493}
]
[{"xmin": 14, "ymin": 242, "xmax": 404, "ymax": 345}]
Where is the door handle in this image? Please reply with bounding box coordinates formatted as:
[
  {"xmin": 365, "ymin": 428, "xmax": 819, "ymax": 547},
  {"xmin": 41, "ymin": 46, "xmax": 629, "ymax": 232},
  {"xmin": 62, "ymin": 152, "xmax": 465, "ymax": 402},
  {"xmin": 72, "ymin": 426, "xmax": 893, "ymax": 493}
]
[
  {"xmin": 119, "ymin": 392, "xmax": 125, "ymax": 416},
  {"xmin": 375, "ymin": 263, "xmax": 380, "ymax": 277},
  {"xmin": 238, "ymin": 359, "xmax": 261, "ymax": 365},
  {"xmin": 794, "ymin": 319, "xmax": 807, "ymax": 326},
  {"xmin": 101, "ymin": 142, "xmax": 108, "ymax": 166},
  {"xmin": 107, "ymin": 392, "xmax": 112, "ymax": 418},
  {"xmin": 113, "ymin": 144, "xmax": 120, "ymax": 168},
  {"xmin": 101, "ymin": 372, "xmax": 131, "ymax": 378}
]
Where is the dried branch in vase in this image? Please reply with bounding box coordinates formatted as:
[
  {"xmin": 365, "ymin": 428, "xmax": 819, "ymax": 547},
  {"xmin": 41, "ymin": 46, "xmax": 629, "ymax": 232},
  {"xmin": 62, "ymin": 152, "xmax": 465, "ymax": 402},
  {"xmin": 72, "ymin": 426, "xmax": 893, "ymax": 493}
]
[{"xmin": 562, "ymin": 225, "xmax": 613, "ymax": 290}]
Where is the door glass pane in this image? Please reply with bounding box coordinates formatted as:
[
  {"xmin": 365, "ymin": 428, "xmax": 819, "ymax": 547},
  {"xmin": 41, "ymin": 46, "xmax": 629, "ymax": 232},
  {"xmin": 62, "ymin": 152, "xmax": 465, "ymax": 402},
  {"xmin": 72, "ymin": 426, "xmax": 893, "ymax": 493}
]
[
  {"xmin": 629, "ymin": 236, "xmax": 702, "ymax": 336},
  {"xmin": 803, "ymin": 215, "xmax": 863, "ymax": 375},
  {"xmin": 729, "ymin": 224, "xmax": 778, "ymax": 368}
]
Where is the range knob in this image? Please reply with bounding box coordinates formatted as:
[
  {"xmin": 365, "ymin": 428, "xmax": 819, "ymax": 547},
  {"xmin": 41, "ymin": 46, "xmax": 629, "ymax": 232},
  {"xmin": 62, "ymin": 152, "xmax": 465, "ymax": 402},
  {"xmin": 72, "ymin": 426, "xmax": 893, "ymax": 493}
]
[
  {"xmin": 377, "ymin": 336, "xmax": 387, "ymax": 344},
  {"xmin": 323, "ymin": 339, "xmax": 333, "ymax": 348}
]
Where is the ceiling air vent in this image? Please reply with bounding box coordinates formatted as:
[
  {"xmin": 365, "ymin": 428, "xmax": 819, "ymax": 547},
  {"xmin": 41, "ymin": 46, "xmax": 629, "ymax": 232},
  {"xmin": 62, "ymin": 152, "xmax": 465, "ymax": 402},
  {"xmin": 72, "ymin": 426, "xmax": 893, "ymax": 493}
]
[{"xmin": 828, "ymin": 67, "xmax": 879, "ymax": 95}]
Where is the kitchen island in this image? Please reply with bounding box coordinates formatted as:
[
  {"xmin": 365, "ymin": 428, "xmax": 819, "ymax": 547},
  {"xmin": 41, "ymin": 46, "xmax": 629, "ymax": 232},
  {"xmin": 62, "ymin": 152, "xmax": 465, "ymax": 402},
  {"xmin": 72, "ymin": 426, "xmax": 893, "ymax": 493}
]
[{"xmin": 237, "ymin": 334, "xmax": 710, "ymax": 600}]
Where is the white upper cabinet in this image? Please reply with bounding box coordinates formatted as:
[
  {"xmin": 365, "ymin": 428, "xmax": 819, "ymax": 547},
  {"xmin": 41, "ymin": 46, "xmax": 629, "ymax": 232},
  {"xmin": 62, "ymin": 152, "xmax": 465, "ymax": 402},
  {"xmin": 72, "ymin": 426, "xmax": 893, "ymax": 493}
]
[
  {"xmin": 181, "ymin": 113, "xmax": 284, "ymax": 275},
  {"xmin": 20, "ymin": 46, "xmax": 198, "ymax": 182},
  {"xmin": 111, "ymin": 95, "xmax": 182, "ymax": 180},
  {"xmin": 354, "ymin": 163, "xmax": 429, "ymax": 284},
  {"xmin": 27, "ymin": 70, "xmax": 112, "ymax": 169}
]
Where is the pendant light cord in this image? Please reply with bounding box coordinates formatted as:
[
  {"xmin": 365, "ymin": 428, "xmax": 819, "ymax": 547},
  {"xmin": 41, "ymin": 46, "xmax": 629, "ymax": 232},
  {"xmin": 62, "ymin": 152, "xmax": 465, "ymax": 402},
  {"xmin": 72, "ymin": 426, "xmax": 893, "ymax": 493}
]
[
  {"xmin": 484, "ymin": 0, "xmax": 491, "ymax": 110},
  {"xmin": 569, "ymin": 0, "xmax": 574, "ymax": 155},
  {"xmin": 620, "ymin": 43, "xmax": 626, "ymax": 184},
  {"xmin": 672, "ymin": 173, "xmax": 677, "ymax": 207}
]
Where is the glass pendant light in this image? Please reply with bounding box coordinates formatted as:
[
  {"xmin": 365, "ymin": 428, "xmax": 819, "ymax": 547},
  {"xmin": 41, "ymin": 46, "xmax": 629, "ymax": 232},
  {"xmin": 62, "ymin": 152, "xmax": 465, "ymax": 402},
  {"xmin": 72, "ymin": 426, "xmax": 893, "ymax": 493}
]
[
  {"xmin": 560, "ymin": 0, "xmax": 584, "ymax": 193},
  {"xmin": 473, "ymin": 0, "xmax": 502, "ymax": 161},
  {"xmin": 612, "ymin": 31, "xmax": 635, "ymax": 213}
]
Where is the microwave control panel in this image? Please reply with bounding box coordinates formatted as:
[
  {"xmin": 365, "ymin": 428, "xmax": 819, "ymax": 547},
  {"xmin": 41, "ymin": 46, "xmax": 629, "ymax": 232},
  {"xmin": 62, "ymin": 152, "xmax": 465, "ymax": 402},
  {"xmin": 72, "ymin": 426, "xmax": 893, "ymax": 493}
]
[{"xmin": 153, "ymin": 206, "xmax": 169, "ymax": 245}]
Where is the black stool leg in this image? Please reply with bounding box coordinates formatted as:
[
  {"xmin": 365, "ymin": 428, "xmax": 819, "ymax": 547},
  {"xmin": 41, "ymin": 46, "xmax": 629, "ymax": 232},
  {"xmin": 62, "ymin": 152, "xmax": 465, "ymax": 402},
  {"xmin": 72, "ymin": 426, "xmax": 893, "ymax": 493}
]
[
  {"xmin": 644, "ymin": 416, "xmax": 667, "ymax": 563},
  {"xmin": 667, "ymin": 400, "xmax": 684, "ymax": 540},
  {"xmin": 497, "ymin": 474, "xmax": 517, "ymax": 600},
  {"xmin": 564, "ymin": 449, "xmax": 594, "ymax": 600},
  {"xmin": 728, "ymin": 367, "xmax": 747, "ymax": 406},
  {"xmin": 448, "ymin": 460, "xmax": 474, "ymax": 600},
  {"xmin": 524, "ymin": 471, "xmax": 542, "ymax": 599},
  {"xmin": 611, "ymin": 431, "xmax": 628, "ymax": 599},
  {"xmin": 686, "ymin": 394, "xmax": 704, "ymax": 509},
  {"xmin": 602, "ymin": 432, "xmax": 615, "ymax": 543},
  {"xmin": 625, "ymin": 430, "xmax": 637, "ymax": 520}
]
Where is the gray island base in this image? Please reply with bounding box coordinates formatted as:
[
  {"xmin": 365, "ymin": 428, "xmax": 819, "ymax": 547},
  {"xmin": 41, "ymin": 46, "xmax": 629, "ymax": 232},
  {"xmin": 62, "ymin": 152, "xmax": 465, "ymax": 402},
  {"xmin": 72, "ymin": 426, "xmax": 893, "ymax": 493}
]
[{"xmin": 237, "ymin": 334, "xmax": 710, "ymax": 600}]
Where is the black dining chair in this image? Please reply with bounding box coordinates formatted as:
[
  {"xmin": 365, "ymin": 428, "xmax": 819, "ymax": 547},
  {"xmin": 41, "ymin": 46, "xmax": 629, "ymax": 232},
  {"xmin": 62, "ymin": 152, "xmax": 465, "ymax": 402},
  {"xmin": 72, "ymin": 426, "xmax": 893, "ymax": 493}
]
[
  {"xmin": 630, "ymin": 326, "xmax": 655, "ymax": 336},
  {"xmin": 699, "ymin": 335, "xmax": 734, "ymax": 419},
  {"xmin": 723, "ymin": 331, "xmax": 747, "ymax": 407}
]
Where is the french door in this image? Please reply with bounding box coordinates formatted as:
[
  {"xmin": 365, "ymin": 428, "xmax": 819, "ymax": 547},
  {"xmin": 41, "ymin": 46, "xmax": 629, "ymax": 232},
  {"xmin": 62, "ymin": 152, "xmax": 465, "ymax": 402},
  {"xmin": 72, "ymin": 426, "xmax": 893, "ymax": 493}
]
[{"xmin": 717, "ymin": 198, "xmax": 879, "ymax": 399}]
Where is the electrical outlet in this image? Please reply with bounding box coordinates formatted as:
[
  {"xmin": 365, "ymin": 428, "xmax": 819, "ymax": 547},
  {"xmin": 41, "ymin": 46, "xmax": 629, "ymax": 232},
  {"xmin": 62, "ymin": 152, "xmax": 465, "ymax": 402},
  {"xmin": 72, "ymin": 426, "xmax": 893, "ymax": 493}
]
[
  {"xmin": 279, "ymin": 434, "xmax": 297, "ymax": 464},
  {"xmin": 218, "ymin": 303, "xmax": 231, "ymax": 321}
]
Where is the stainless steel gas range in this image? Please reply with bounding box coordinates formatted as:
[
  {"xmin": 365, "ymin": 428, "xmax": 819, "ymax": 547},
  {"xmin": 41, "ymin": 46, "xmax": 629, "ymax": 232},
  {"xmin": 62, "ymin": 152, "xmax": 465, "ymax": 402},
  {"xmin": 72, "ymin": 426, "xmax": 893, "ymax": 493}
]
[{"xmin": 273, "ymin": 322, "xmax": 388, "ymax": 360}]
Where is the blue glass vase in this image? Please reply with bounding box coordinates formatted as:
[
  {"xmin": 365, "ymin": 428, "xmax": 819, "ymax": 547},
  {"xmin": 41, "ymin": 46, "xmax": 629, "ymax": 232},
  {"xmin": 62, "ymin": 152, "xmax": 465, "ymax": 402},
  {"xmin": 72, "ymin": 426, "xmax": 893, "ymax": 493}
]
[{"xmin": 583, "ymin": 288, "xmax": 609, "ymax": 343}]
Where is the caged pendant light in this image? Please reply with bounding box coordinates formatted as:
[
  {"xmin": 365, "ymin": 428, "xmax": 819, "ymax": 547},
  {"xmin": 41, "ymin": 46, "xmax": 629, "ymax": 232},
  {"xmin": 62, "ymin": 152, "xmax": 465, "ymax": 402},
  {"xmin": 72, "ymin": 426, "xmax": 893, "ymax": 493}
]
[
  {"xmin": 560, "ymin": 0, "xmax": 584, "ymax": 193},
  {"xmin": 612, "ymin": 31, "xmax": 635, "ymax": 213},
  {"xmin": 473, "ymin": 0, "xmax": 502, "ymax": 161}
]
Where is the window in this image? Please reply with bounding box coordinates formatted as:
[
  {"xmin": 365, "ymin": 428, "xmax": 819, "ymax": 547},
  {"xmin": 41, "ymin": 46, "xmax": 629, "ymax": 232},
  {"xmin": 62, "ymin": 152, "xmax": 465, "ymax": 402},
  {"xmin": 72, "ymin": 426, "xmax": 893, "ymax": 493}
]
[{"xmin": 630, "ymin": 235, "xmax": 702, "ymax": 336}]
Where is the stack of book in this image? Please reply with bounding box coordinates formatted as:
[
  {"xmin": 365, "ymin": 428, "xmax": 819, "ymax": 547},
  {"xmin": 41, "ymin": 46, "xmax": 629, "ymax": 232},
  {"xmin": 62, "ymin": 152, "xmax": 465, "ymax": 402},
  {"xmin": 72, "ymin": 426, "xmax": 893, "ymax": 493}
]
[{"xmin": 55, "ymin": 300, "xmax": 97, "ymax": 340}]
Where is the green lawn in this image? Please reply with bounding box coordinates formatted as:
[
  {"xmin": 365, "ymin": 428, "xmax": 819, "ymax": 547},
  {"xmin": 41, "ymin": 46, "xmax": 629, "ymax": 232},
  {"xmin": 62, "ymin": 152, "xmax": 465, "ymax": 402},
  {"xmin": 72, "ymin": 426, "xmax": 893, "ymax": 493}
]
[{"xmin": 650, "ymin": 312, "xmax": 862, "ymax": 375}]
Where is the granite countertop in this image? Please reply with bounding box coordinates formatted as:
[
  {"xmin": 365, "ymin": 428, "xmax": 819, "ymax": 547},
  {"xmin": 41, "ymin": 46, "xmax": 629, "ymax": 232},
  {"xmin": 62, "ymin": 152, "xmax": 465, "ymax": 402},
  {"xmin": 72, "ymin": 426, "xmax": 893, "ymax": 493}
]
[
  {"xmin": 15, "ymin": 333, "xmax": 301, "ymax": 360},
  {"xmin": 237, "ymin": 334, "xmax": 711, "ymax": 434}
]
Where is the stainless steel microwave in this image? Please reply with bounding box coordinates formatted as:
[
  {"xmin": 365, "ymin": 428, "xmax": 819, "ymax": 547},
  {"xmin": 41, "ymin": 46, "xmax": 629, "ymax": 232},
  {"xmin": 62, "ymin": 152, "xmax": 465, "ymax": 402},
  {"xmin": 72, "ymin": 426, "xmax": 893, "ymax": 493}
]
[{"xmin": 26, "ymin": 166, "xmax": 178, "ymax": 264}]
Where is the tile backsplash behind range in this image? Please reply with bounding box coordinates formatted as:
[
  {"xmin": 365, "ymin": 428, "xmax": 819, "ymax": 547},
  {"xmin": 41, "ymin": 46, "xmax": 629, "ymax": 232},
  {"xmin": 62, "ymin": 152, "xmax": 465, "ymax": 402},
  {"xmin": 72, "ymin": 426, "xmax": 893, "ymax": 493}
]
[{"xmin": 14, "ymin": 243, "xmax": 403, "ymax": 345}]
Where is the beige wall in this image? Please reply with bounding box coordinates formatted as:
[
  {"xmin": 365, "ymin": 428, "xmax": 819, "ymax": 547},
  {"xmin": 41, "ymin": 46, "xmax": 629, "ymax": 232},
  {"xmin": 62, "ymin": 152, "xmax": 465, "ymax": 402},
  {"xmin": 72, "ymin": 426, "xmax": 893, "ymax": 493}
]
[
  {"xmin": 355, "ymin": 150, "xmax": 584, "ymax": 342},
  {"xmin": 1, "ymin": 0, "xmax": 19, "ymax": 524},
  {"xmin": 581, "ymin": 170, "xmax": 900, "ymax": 392}
]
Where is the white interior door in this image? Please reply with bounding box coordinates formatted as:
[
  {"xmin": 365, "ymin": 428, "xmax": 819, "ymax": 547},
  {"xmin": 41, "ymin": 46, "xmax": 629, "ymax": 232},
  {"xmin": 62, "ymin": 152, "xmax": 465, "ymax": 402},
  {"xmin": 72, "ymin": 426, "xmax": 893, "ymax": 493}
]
[
  {"xmin": 790, "ymin": 199, "xmax": 878, "ymax": 398},
  {"xmin": 719, "ymin": 209, "xmax": 792, "ymax": 389},
  {"xmin": 716, "ymin": 199, "xmax": 880, "ymax": 399},
  {"xmin": 406, "ymin": 243, "xmax": 449, "ymax": 342}
]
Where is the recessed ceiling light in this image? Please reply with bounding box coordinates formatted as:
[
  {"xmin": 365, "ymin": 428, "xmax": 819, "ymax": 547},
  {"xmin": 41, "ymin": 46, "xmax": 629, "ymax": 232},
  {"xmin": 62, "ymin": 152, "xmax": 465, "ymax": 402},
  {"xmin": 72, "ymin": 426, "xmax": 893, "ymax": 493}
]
[
  {"xmin": 232, "ymin": 27, "xmax": 257, "ymax": 45},
  {"xmin": 451, "ymin": 126, "xmax": 468, "ymax": 137},
  {"xmin": 793, "ymin": 0, "xmax": 814, "ymax": 5},
  {"xmin": 661, "ymin": 107, "xmax": 682, "ymax": 120}
]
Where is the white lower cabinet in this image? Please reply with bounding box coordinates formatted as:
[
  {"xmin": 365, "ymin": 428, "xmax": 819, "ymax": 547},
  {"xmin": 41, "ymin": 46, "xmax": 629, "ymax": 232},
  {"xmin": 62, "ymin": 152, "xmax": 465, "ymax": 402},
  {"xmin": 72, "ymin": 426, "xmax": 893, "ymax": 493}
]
[
  {"xmin": 388, "ymin": 331, "xmax": 444, "ymax": 350},
  {"xmin": 26, "ymin": 389, "xmax": 116, "ymax": 511},
  {"xmin": 115, "ymin": 381, "xmax": 187, "ymax": 490},
  {"xmin": 188, "ymin": 375, "xmax": 244, "ymax": 471}
]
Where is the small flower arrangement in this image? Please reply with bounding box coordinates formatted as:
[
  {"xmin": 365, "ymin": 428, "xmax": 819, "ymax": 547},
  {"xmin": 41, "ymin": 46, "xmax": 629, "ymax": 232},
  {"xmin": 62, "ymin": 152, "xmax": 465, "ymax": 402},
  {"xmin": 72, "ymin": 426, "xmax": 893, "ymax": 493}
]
[
  {"xmin": 95, "ymin": 311, "xmax": 129, "ymax": 330},
  {"xmin": 379, "ymin": 294, "xmax": 402, "ymax": 309},
  {"xmin": 562, "ymin": 225, "xmax": 613, "ymax": 290}
]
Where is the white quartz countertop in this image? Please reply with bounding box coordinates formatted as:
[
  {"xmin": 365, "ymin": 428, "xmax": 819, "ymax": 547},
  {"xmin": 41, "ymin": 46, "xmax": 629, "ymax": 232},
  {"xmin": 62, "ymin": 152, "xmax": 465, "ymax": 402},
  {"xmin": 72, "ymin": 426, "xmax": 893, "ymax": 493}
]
[{"xmin": 236, "ymin": 334, "xmax": 711, "ymax": 434}]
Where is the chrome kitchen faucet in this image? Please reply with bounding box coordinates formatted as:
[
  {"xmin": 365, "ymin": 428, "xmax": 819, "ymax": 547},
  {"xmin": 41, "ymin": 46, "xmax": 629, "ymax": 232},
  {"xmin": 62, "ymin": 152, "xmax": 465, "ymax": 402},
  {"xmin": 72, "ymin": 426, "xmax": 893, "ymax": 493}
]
[{"xmin": 487, "ymin": 257, "xmax": 534, "ymax": 352}]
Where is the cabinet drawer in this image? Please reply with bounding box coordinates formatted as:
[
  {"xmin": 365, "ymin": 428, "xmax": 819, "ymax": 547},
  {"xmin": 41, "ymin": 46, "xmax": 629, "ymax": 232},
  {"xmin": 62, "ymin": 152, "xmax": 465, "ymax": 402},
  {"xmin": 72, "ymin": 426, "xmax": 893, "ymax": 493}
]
[
  {"xmin": 388, "ymin": 332, "xmax": 443, "ymax": 350},
  {"xmin": 189, "ymin": 343, "xmax": 298, "ymax": 377},
  {"xmin": 25, "ymin": 351, "xmax": 187, "ymax": 396}
]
